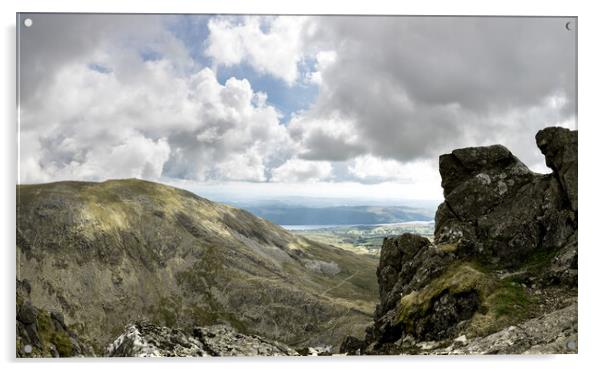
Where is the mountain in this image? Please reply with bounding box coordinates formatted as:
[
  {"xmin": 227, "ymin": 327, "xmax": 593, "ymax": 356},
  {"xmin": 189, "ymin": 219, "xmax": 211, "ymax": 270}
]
[
  {"xmin": 242, "ymin": 205, "xmax": 434, "ymax": 226},
  {"xmin": 16, "ymin": 179, "xmax": 379, "ymax": 356},
  {"xmin": 340, "ymin": 127, "xmax": 578, "ymax": 355}
]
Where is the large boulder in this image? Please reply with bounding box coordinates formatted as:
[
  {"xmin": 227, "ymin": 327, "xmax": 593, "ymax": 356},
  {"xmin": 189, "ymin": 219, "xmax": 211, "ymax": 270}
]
[{"xmin": 435, "ymin": 128, "xmax": 577, "ymax": 268}]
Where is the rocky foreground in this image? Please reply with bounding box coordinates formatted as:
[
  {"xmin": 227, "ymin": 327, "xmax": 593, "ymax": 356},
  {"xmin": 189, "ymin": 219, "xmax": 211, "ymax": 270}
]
[
  {"xmin": 106, "ymin": 322, "xmax": 298, "ymax": 357},
  {"xmin": 340, "ymin": 127, "xmax": 578, "ymax": 355}
]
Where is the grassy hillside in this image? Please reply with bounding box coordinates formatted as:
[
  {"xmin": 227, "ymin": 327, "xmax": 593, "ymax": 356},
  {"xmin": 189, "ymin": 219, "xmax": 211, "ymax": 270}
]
[{"xmin": 16, "ymin": 179, "xmax": 378, "ymax": 353}]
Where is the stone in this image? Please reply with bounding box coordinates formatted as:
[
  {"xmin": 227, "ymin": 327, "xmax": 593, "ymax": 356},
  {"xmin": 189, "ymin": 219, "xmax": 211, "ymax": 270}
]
[
  {"xmin": 376, "ymin": 234, "xmax": 453, "ymax": 318},
  {"xmin": 454, "ymin": 335, "xmax": 467, "ymax": 345},
  {"xmin": 106, "ymin": 322, "xmax": 299, "ymax": 357},
  {"xmin": 17, "ymin": 302, "xmax": 37, "ymax": 325},
  {"xmin": 536, "ymin": 127, "xmax": 578, "ymax": 212},
  {"xmin": 339, "ymin": 335, "xmax": 364, "ymax": 355},
  {"xmin": 194, "ymin": 325, "xmax": 299, "ymax": 356}
]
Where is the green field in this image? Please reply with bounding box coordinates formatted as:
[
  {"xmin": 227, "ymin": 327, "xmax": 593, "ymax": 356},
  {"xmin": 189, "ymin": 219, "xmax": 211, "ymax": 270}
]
[{"xmin": 291, "ymin": 222, "xmax": 435, "ymax": 255}]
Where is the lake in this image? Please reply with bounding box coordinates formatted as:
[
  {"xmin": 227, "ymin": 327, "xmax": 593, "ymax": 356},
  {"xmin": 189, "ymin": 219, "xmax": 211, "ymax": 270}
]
[{"xmin": 281, "ymin": 221, "xmax": 434, "ymax": 231}]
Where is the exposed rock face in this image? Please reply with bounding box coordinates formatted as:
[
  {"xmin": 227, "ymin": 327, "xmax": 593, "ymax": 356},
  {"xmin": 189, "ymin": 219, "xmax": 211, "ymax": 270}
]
[
  {"xmin": 16, "ymin": 279, "xmax": 94, "ymax": 357},
  {"xmin": 435, "ymin": 140, "xmax": 576, "ymax": 268},
  {"xmin": 347, "ymin": 127, "xmax": 578, "ymax": 355},
  {"xmin": 106, "ymin": 322, "xmax": 298, "ymax": 357}
]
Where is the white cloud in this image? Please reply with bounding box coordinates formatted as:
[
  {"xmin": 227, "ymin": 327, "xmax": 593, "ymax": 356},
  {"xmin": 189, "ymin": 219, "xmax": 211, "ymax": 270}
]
[
  {"xmin": 60, "ymin": 134, "xmax": 170, "ymax": 180},
  {"xmin": 19, "ymin": 16, "xmax": 295, "ymax": 184},
  {"xmin": 205, "ymin": 16, "xmax": 310, "ymax": 84},
  {"xmin": 292, "ymin": 16, "xmax": 576, "ymax": 170},
  {"xmin": 270, "ymin": 158, "xmax": 332, "ymax": 183},
  {"xmin": 306, "ymin": 50, "xmax": 337, "ymax": 85},
  {"xmin": 287, "ymin": 113, "xmax": 365, "ymax": 161},
  {"xmin": 348, "ymin": 155, "xmax": 440, "ymax": 184}
]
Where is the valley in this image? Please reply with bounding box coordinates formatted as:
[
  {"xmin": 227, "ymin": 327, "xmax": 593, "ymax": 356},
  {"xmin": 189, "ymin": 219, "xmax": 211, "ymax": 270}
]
[{"xmin": 288, "ymin": 222, "xmax": 435, "ymax": 255}]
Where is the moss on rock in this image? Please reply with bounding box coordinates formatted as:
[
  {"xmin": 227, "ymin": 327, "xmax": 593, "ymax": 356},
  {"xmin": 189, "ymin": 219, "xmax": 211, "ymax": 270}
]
[
  {"xmin": 393, "ymin": 261, "xmax": 538, "ymax": 341},
  {"xmin": 397, "ymin": 264, "xmax": 491, "ymax": 322}
]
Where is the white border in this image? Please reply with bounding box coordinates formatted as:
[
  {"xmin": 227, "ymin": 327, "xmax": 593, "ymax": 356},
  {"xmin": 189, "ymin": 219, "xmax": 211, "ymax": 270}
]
[{"xmin": 2, "ymin": 1, "xmax": 600, "ymax": 370}]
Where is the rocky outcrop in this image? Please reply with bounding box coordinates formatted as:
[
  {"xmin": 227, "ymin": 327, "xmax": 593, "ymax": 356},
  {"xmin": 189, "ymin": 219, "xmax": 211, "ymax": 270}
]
[
  {"xmin": 435, "ymin": 140, "xmax": 576, "ymax": 269},
  {"xmin": 346, "ymin": 127, "xmax": 578, "ymax": 355},
  {"xmin": 16, "ymin": 279, "xmax": 94, "ymax": 357},
  {"xmin": 106, "ymin": 322, "xmax": 298, "ymax": 357}
]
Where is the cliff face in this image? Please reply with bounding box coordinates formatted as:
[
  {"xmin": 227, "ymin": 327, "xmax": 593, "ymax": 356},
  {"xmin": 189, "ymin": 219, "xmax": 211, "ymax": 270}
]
[
  {"xmin": 16, "ymin": 179, "xmax": 379, "ymax": 357},
  {"xmin": 342, "ymin": 127, "xmax": 577, "ymax": 355}
]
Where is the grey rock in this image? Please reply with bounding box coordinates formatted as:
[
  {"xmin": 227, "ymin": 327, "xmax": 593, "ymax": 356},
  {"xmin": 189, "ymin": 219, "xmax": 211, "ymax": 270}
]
[
  {"xmin": 376, "ymin": 234, "xmax": 452, "ymax": 318},
  {"xmin": 18, "ymin": 301, "xmax": 38, "ymax": 325},
  {"xmin": 339, "ymin": 335, "xmax": 364, "ymax": 355},
  {"xmin": 545, "ymin": 231, "xmax": 578, "ymax": 286},
  {"xmin": 107, "ymin": 322, "xmax": 206, "ymax": 357},
  {"xmin": 435, "ymin": 127, "xmax": 577, "ymax": 268},
  {"xmin": 413, "ymin": 290, "xmax": 480, "ymax": 341},
  {"xmin": 194, "ymin": 325, "xmax": 299, "ymax": 356},
  {"xmin": 425, "ymin": 302, "xmax": 577, "ymax": 355},
  {"xmin": 106, "ymin": 322, "xmax": 299, "ymax": 357},
  {"xmin": 536, "ymin": 127, "xmax": 578, "ymax": 212}
]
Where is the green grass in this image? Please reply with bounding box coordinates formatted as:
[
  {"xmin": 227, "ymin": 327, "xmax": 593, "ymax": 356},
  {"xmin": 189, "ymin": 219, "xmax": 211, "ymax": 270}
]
[
  {"xmin": 489, "ymin": 282, "xmax": 532, "ymax": 318},
  {"xmin": 36, "ymin": 310, "xmax": 73, "ymax": 357}
]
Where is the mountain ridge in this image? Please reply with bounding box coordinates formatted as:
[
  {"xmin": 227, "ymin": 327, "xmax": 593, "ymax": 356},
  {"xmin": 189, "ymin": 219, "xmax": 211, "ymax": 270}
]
[{"xmin": 16, "ymin": 178, "xmax": 379, "ymax": 356}]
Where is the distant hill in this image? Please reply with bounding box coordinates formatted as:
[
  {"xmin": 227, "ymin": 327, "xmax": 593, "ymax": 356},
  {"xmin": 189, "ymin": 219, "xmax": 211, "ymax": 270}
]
[
  {"xmin": 243, "ymin": 205, "xmax": 434, "ymax": 226},
  {"xmin": 16, "ymin": 179, "xmax": 379, "ymax": 355}
]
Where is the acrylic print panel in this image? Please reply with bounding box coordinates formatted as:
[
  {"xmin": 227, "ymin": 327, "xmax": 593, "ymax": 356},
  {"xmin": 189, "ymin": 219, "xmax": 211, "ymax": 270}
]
[{"xmin": 16, "ymin": 13, "xmax": 577, "ymax": 357}]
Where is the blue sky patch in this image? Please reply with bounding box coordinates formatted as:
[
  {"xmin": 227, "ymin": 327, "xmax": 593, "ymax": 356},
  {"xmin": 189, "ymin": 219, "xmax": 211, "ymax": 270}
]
[
  {"xmin": 88, "ymin": 63, "xmax": 112, "ymax": 74},
  {"xmin": 166, "ymin": 15, "xmax": 213, "ymax": 68},
  {"xmin": 140, "ymin": 49, "xmax": 162, "ymax": 62},
  {"xmin": 216, "ymin": 63, "xmax": 319, "ymax": 124},
  {"xmin": 166, "ymin": 14, "xmax": 320, "ymax": 124}
]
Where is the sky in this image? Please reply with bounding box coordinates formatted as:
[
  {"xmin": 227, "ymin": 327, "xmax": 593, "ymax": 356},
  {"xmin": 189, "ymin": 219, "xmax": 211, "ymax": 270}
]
[{"xmin": 17, "ymin": 14, "xmax": 576, "ymax": 203}]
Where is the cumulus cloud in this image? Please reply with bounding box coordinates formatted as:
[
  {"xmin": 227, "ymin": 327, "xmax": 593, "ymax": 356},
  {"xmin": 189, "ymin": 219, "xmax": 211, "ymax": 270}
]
[
  {"xmin": 299, "ymin": 16, "xmax": 577, "ymax": 168},
  {"xmin": 270, "ymin": 158, "xmax": 332, "ymax": 183},
  {"xmin": 348, "ymin": 155, "xmax": 439, "ymax": 184},
  {"xmin": 287, "ymin": 113, "xmax": 366, "ymax": 161},
  {"xmin": 306, "ymin": 50, "xmax": 337, "ymax": 85},
  {"xmin": 205, "ymin": 16, "xmax": 310, "ymax": 85},
  {"xmin": 19, "ymin": 14, "xmax": 294, "ymax": 184}
]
